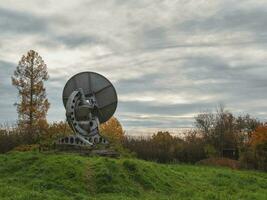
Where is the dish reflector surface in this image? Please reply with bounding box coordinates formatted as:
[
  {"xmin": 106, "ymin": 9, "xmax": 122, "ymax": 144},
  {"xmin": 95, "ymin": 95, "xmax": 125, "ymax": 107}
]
[{"xmin": 62, "ymin": 72, "xmax": 117, "ymax": 123}]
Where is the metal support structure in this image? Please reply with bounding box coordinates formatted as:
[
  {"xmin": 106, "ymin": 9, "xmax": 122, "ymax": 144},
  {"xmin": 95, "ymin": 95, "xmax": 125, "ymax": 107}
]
[
  {"xmin": 56, "ymin": 72, "xmax": 117, "ymax": 148},
  {"xmin": 56, "ymin": 88, "xmax": 108, "ymax": 147}
]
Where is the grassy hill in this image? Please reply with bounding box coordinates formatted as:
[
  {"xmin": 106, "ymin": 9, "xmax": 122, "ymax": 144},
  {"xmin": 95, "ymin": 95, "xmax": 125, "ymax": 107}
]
[{"xmin": 0, "ymin": 152, "xmax": 266, "ymax": 200}]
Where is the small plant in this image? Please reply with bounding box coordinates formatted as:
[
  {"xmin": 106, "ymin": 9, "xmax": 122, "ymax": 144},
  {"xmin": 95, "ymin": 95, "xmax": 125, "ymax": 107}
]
[{"xmin": 13, "ymin": 144, "xmax": 39, "ymax": 152}]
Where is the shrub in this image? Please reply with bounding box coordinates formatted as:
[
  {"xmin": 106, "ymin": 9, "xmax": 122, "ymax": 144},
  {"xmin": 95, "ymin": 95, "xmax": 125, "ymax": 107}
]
[
  {"xmin": 13, "ymin": 144, "xmax": 39, "ymax": 152},
  {"xmin": 123, "ymin": 131, "xmax": 206, "ymax": 163},
  {"xmin": 240, "ymin": 125, "xmax": 267, "ymax": 171},
  {"xmin": 197, "ymin": 157, "xmax": 241, "ymax": 169}
]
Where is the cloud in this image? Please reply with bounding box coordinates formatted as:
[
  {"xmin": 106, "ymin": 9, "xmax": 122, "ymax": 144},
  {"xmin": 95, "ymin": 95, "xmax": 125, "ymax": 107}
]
[
  {"xmin": 179, "ymin": 5, "xmax": 267, "ymax": 34},
  {"xmin": 0, "ymin": 60, "xmax": 17, "ymax": 122},
  {"xmin": 0, "ymin": 0, "xmax": 267, "ymax": 133},
  {"xmin": 0, "ymin": 7, "xmax": 48, "ymax": 35}
]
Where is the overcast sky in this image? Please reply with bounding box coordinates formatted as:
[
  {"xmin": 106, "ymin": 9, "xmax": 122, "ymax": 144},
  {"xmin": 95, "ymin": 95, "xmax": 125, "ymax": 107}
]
[{"xmin": 0, "ymin": 0, "xmax": 267, "ymax": 133}]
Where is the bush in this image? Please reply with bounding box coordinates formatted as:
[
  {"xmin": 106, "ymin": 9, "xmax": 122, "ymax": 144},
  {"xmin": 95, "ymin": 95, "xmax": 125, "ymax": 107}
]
[
  {"xmin": 239, "ymin": 125, "xmax": 267, "ymax": 171},
  {"xmin": 123, "ymin": 131, "xmax": 206, "ymax": 164},
  {"xmin": 204, "ymin": 144, "xmax": 218, "ymax": 158},
  {"xmin": 240, "ymin": 145, "xmax": 267, "ymax": 171},
  {"xmin": 197, "ymin": 157, "xmax": 241, "ymax": 169},
  {"xmin": 0, "ymin": 121, "xmax": 71, "ymax": 153},
  {"xmin": 0, "ymin": 126, "xmax": 29, "ymax": 153},
  {"xmin": 12, "ymin": 144, "xmax": 39, "ymax": 152}
]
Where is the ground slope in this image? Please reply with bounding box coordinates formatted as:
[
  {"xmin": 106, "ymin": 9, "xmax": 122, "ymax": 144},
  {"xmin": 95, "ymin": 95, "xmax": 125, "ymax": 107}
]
[{"xmin": 0, "ymin": 152, "xmax": 266, "ymax": 200}]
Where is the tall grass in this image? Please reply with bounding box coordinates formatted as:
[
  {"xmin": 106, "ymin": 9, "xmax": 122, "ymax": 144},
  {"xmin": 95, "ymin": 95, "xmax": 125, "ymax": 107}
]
[{"xmin": 0, "ymin": 152, "xmax": 266, "ymax": 200}]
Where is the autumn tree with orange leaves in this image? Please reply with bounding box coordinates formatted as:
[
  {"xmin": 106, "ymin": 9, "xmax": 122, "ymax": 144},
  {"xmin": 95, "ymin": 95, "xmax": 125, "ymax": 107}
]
[
  {"xmin": 11, "ymin": 50, "xmax": 50, "ymax": 143},
  {"xmin": 240, "ymin": 125, "xmax": 267, "ymax": 170},
  {"xmin": 100, "ymin": 117, "xmax": 124, "ymax": 144},
  {"xmin": 249, "ymin": 125, "xmax": 267, "ymax": 146}
]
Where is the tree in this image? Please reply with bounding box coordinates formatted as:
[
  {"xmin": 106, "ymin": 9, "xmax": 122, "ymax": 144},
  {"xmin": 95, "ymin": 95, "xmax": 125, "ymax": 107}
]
[
  {"xmin": 152, "ymin": 131, "xmax": 176, "ymax": 163},
  {"xmin": 240, "ymin": 125, "xmax": 267, "ymax": 171},
  {"xmin": 100, "ymin": 117, "xmax": 124, "ymax": 144},
  {"xmin": 11, "ymin": 50, "xmax": 50, "ymax": 143},
  {"xmin": 183, "ymin": 130, "xmax": 206, "ymax": 163},
  {"xmin": 236, "ymin": 114, "xmax": 261, "ymax": 137},
  {"xmin": 250, "ymin": 125, "xmax": 267, "ymax": 146},
  {"xmin": 194, "ymin": 105, "xmax": 261, "ymax": 158}
]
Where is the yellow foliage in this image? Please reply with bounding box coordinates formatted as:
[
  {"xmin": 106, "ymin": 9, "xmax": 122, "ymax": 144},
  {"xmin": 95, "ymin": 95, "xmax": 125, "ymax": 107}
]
[
  {"xmin": 41, "ymin": 121, "xmax": 72, "ymax": 142},
  {"xmin": 13, "ymin": 144, "xmax": 39, "ymax": 152},
  {"xmin": 250, "ymin": 125, "xmax": 267, "ymax": 146},
  {"xmin": 12, "ymin": 50, "xmax": 50, "ymax": 142},
  {"xmin": 100, "ymin": 117, "xmax": 124, "ymax": 144}
]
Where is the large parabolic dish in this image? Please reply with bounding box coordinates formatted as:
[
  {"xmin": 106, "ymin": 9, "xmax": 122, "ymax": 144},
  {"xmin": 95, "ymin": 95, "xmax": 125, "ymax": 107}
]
[{"xmin": 62, "ymin": 72, "xmax": 117, "ymax": 124}]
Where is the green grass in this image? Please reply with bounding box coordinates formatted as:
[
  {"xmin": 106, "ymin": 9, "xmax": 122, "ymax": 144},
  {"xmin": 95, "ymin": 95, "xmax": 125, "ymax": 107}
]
[{"xmin": 0, "ymin": 152, "xmax": 266, "ymax": 200}]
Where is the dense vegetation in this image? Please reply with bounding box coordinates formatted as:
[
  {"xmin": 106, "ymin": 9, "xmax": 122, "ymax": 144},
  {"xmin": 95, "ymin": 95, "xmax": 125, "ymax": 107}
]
[
  {"xmin": 1, "ymin": 108, "xmax": 267, "ymax": 171},
  {"xmin": 0, "ymin": 151, "xmax": 266, "ymax": 200},
  {"xmin": 123, "ymin": 107, "xmax": 267, "ymax": 171}
]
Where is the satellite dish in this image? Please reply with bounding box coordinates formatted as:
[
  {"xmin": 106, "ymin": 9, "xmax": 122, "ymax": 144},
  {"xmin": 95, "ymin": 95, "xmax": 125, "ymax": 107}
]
[
  {"xmin": 62, "ymin": 71, "xmax": 117, "ymax": 123},
  {"xmin": 57, "ymin": 71, "xmax": 118, "ymax": 147}
]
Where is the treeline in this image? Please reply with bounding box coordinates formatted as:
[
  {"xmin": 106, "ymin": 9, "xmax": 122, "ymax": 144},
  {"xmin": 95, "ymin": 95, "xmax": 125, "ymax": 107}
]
[
  {"xmin": 0, "ymin": 116, "xmax": 124, "ymax": 153},
  {"xmin": 0, "ymin": 121, "xmax": 71, "ymax": 153},
  {"xmin": 1, "ymin": 107, "xmax": 266, "ymax": 171},
  {"xmin": 123, "ymin": 106, "xmax": 267, "ymax": 171},
  {"xmin": 123, "ymin": 131, "xmax": 205, "ymax": 163}
]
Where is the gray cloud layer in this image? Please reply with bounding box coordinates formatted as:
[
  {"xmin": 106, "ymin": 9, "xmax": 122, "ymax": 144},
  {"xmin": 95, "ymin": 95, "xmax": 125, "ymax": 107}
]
[{"xmin": 0, "ymin": 0, "xmax": 267, "ymax": 133}]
